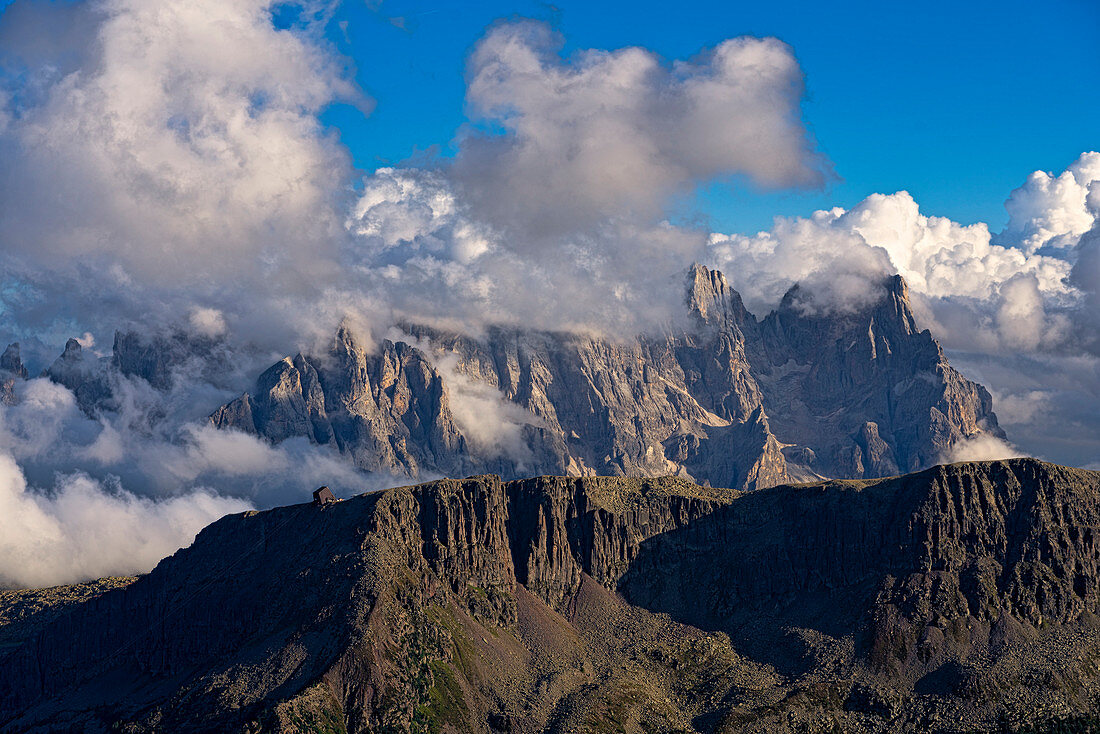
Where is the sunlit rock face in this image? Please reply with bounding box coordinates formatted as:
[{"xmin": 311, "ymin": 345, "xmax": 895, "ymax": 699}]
[{"xmin": 209, "ymin": 265, "xmax": 1004, "ymax": 489}]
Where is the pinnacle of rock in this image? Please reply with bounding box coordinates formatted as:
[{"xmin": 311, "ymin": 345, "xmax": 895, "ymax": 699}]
[
  {"xmin": 0, "ymin": 343, "xmax": 27, "ymax": 379},
  {"xmin": 210, "ymin": 265, "xmax": 1004, "ymax": 487}
]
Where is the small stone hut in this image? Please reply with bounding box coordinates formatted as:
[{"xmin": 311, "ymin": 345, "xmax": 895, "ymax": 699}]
[{"xmin": 312, "ymin": 486, "xmax": 336, "ymax": 505}]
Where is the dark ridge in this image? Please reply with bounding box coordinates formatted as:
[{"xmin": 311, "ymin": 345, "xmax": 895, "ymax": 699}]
[{"xmin": 3, "ymin": 458, "xmax": 1099, "ymax": 732}]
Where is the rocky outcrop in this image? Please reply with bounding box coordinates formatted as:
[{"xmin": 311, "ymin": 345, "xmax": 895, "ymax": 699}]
[
  {"xmin": 749, "ymin": 275, "xmax": 1003, "ymax": 476},
  {"xmin": 211, "ymin": 331, "xmax": 490, "ymax": 478},
  {"xmin": 40, "ymin": 337, "xmax": 111, "ymax": 411},
  {"xmin": 42, "ymin": 337, "xmax": 90, "ymax": 389},
  {"xmin": 398, "ymin": 316, "xmax": 777, "ymax": 486},
  {"xmin": 212, "ymin": 266, "xmax": 1002, "ymax": 488},
  {"xmin": 36, "ymin": 329, "xmax": 235, "ymax": 415},
  {"xmin": 22, "ymin": 266, "xmax": 1002, "ymax": 489},
  {"xmin": 0, "ymin": 343, "xmax": 25, "ymax": 405},
  {"xmin": 4, "ymin": 459, "xmax": 1100, "ymax": 732},
  {"xmin": 0, "ymin": 343, "xmax": 27, "ymax": 380},
  {"xmin": 112, "ymin": 330, "xmax": 181, "ymax": 391}
]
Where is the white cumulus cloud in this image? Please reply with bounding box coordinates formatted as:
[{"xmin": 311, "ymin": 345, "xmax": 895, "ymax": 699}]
[
  {"xmin": 1000, "ymin": 151, "xmax": 1100, "ymax": 254},
  {"xmin": 0, "ymin": 452, "xmax": 250, "ymax": 588},
  {"xmin": 941, "ymin": 434, "xmax": 1024, "ymax": 464},
  {"xmin": 457, "ymin": 21, "xmax": 825, "ymax": 239},
  {"xmin": 0, "ymin": 0, "xmax": 360, "ymax": 346},
  {"xmin": 707, "ymin": 179, "xmax": 1086, "ymax": 356}
]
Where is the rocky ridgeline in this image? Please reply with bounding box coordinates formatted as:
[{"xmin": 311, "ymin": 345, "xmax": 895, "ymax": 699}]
[
  {"xmin": 208, "ymin": 265, "xmax": 1002, "ymax": 489},
  {"xmin": 2, "ymin": 265, "xmax": 1001, "ymax": 490},
  {"xmin": 4, "ymin": 459, "xmax": 1100, "ymax": 732}
]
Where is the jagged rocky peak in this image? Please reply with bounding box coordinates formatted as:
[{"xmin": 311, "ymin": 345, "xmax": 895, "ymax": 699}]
[
  {"xmin": 38, "ymin": 327, "xmax": 237, "ymax": 417},
  {"xmin": 59, "ymin": 337, "xmax": 83, "ymax": 362},
  {"xmin": 6, "ymin": 459, "xmax": 1100, "ymax": 732},
  {"xmin": 884, "ymin": 272, "xmax": 917, "ymax": 329},
  {"xmin": 767, "ymin": 272, "xmax": 920, "ymax": 349},
  {"xmin": 685, "ymin": 262, "xmax": 749, "ymax": 327},
  {"xmin": 747, "ymin": 271, "xmax": 1003, "ymax": 476},
  {"xmin": 0, "ymin": 342, "xmax": 25, "ymax": 406},
  {"xmin": 0, "ymin": 343, "xmax": 28, "ymax": 379},
  {"xmin": 43, "ymin": 338, "xmax": 95, "ymax": 386},
  {"xmin": 212, "ymin": 325, "xmax": 480, "ymax": 478},
  {"xmin": 209, "ymin": 265, "xmax": 1005, "ymax": 487}
]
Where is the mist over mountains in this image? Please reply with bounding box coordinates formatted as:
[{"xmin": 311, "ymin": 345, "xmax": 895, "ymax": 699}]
[
  {"xmin": 0, "ymin": 0, "xmax": 1097, "ymax": 590},
  {"xmin": 1, "ymin": 3, "xmax": 1100, "ymax": 731},
  {"xmin": 0, "ymin": 261, "xmax": 1011, "ymax": 589},
  {"xmin": 208, "ymin": 266, "xmax": 1003, "ymax": 486}
]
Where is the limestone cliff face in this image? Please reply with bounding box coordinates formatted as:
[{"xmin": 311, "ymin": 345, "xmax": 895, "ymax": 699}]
[
  {"xmin": 398, "ymin": 318, "xmax": 773, "ymax": 487},
  {"xmin": 4, "ymin": 459, "xmax": 1100, "ymax": 733},
  {"xmin": 22, "ymin": 266, "xmax": 1002, "ymax": 488},
  {"xmin": 211, "ymin": 266, "xmax": 1002, "ymax": 488},
  {"xmin": 211, "ymin": 329, "xmax": 485, "ymax": 478},
  {"xmin": 620, "ymin": 461, "xmax": 1100, "ymax": 655},
  {"xmin": 748, "ymin": 275, "xmax": 1003, "ymax": 477}
]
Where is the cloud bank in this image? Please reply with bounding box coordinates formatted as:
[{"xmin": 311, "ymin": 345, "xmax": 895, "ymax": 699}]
[
  {"xmin": 0, "ymin": 453, "xmax": 249, "ymax": 589},
  {"xmin": 456, "ymin": 22, "xmax": 824, "ymax": 236},
  {"xmin": 0, "ymin": 4, "xmax": 826, "ymax": 348},
  {"xmin": 0, "ymin": 368, "xmax": 398, "ymax": 588},
  {"xmin": 0, "ymin": 0, "xmax": 353, "ymax": 281},
  {"xmin": 343, "ymin": 21, "xmax": 826, "ymax": 332},
  {"xmin": 1001, "ymin": 152, "xmax": 1100, "ymax": 254}
]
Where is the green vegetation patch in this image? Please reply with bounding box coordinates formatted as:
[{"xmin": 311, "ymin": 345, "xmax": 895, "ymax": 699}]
[
  {"xmin": 274, "ymin": 684, "xmax": 347, "ymax": 734},
  {"xmin": 413, "ymin": 661, "xmax": 470, "ymax": 734}
]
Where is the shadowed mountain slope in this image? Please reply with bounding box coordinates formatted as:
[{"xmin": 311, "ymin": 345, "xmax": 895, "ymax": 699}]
[{"xmin": 3, "ymin": 459, "xmax": 1100, "ymax": 732}]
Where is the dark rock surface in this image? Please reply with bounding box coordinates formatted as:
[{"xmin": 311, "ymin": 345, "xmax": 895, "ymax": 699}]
[
  {"xmin": 0, "ymin": 344, "xmax": 27, "ymax": 380},
  {"xmin": 750, "ymin": 275, "xmax": 1002, "ymax": 476},
  {"xmin": 0, "ymin": 343, "xmax": 26, "ymax": 406},
  {"xmin": 41, "ymin": 338, "xmax": 102, "ymax": 404},
  {"xmin": 0, "ymin": 578, "xmax": 135, "ymax": 651},
  {"xmin": 211, "ymin": 266, "xmax": 1003, "ymax": 489},
  {"xmin": 4, "ymin": 458, "xmax": 1100, "ymax": 732}
]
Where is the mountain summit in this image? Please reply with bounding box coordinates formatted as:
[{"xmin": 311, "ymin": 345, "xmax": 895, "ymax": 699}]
[{"xmin": 210, "ymin": 265, "xmax": 1003, "ymax": 488}]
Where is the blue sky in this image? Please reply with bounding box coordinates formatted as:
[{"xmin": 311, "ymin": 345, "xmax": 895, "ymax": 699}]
[{"xmin": 320, "ymin": 0, "xmax": 1099, "ymax": 233}]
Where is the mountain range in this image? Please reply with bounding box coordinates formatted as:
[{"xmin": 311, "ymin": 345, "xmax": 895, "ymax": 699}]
[
  {"xmin": 3, "ymin": 458, "xmax": 1100, "ymax": 732},
  {"xmin": 204, "ymin": 265, "xmax": 1003, "ymax": 489},
  {"xmin": 2, "ymin": 265, "xmax": 1003, "ymax": 494}
]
